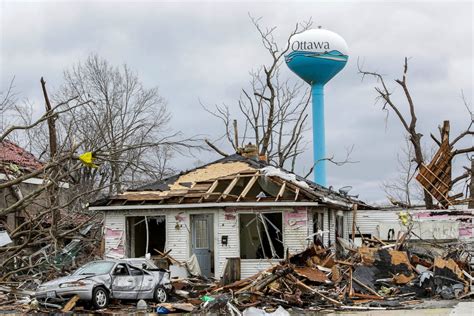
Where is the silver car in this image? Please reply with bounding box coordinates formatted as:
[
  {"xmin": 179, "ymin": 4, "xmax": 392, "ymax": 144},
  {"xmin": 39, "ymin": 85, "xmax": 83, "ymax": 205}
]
[{"xmin": 35, "ymin": 259, "xmax": 171, "ymax": 309}]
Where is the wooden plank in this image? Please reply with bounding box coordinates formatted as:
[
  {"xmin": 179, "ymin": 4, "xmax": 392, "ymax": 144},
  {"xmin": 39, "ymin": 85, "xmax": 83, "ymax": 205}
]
[
  {"xmin": 199, "ymin": 180, "xmax": 219, "ymax": 202},
  {"xmin": 221, "ymin": 257, "xmax": 241, "ymax": 285},
  {"xmin": 237, "ymin": 175, "xmax": 258, "ymax": 202},
  {"xmin": 218, "ymin": 177, "xmax": 239, "ymax": 202},
  {"xmin": 61, "ymin": 295, "xmax": 80, "ymax": 312},
  {"xmin": 275, "ymin": 182, "xmax": 286, "ymax": 201},
  {"xmin": 417, "ymin": 172, "xmax": 452, "ymax": 207},
  {"xmin": 294, "ymin": 187, "xmax": 300, "ymax": 201}
]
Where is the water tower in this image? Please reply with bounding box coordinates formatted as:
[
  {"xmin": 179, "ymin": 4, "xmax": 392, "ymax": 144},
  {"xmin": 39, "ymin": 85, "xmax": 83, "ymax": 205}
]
[{"xmin": 285, "ymin": 27, "xmax": 348, "ymax": 186}]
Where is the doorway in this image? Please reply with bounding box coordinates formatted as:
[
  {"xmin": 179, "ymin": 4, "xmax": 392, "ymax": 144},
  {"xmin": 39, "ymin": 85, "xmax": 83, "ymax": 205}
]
[{"xmin": 190, "ymin": 214, "xmax": 214, "ymax": 277}]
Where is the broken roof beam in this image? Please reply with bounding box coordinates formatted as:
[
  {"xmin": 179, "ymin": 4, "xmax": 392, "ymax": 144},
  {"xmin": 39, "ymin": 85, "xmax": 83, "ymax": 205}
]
[
  {"xmin": 199, "ymin": 180, "xmax": 219, "ymax": 202},
  {"xmin": 275, "ymin": 181, "xmax": 286, "ymax": 202},
  {"xmin": 237, "ymin": 174, "xmax": 259, "ymax": 202},
  {"xmin": 294, "ymin": 187, "xmax": 300, "ymax": 201},
  {"xmin": 217, "ymin": 177, "xmax": 239, "ymax": 202}
]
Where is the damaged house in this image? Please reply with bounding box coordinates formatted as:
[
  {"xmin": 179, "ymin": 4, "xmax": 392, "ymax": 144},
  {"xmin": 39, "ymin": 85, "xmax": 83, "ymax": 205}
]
[
  {"xmin": 0, "ymin": 140, "xmax": 45, "ymax": 231},
  {"xmin": 90, "ymin": 152, "xmax": 372, "ymax": 279},
  {"xmin": 0, "ymin": 140, "xmax": 69, "ymax": 232}
]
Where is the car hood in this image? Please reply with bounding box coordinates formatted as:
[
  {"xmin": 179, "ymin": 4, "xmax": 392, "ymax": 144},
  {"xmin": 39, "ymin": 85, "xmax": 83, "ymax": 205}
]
[{"xmin": 40, "ymin": 274, "xmax": 103, "ymax": 288}]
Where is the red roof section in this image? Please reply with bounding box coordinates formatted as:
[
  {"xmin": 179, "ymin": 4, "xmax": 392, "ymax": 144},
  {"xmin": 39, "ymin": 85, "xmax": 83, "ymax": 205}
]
[{"xmin": 0, "ymin": 140, "xmax": 43, "ymax": 172}]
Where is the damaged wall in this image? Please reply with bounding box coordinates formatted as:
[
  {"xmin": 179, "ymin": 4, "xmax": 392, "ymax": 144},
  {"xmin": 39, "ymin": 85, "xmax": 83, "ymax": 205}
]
[
  {"xmin": 102, "ymin": 206, "xmax": 329, "ymax": 279},
  {"xmin": 103, "ymin": 213, "xmax": 126, "ymax": 259},
  {"xmin": 348, "ymin": 209, "xmax": 474, "ymax": 241}
]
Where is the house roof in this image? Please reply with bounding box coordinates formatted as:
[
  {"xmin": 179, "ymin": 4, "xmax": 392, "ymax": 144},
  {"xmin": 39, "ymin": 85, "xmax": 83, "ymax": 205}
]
[
  {"xmin": 0, "ymin": 140, "xmax": 43, "ymax": 173},
  {"xmin": 93, "ymin": 154, "xmax": 373, "ymax": 210}
]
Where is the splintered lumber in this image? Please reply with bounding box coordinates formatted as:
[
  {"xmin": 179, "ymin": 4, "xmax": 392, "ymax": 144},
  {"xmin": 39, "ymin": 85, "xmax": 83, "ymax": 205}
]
[
  {"xmin": 434, "ymin": 257, "xmax": 467, "ymax": 287},
  {"xmin": 291, "ymin": 276, "xmax": 342, "ymax": 306},
  {"xmin": 275, "ymin": 182, "xmax": 286, "ymax": 201},
  {"xmin": 61, "ymin": 295, "xmax": 80, "ymax": 312},
  {"xmin": 221, "ymin": 257, "xmax": 241, "ymax": 285},
  {"xmin": 155, "ymin": 249, "xmax": 182, "ymax": 265},
  {"xmin": 294, "ymin": 267, "xmax": 330, "ymax": 283},
  {"xmin": 351, "ymin": 275, "xmax": 383, "ymax": 298},
  {"xmin": 253, "ymin": 267, "xmax": 292, "ymax": 292},
  {"xmin": 393, "ymin": 273, "xmax": 415, "ymax": 284},
  {"xmin": 339, "ymin": 306, "xmax": 387, "ymax": 311},
  {"xmin": 352, "ymin": 293, "xmax": 384, "ymax": 300},
  {"xmin": 162, "ymin": 303, "xmax": 194, "ymax": 312}
]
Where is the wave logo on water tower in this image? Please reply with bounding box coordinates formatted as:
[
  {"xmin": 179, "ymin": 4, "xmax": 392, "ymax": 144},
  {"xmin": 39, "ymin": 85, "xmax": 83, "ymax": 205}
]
[{"xmin": 285, "ymin": 28, "xmax": 348, "ymax": 85}]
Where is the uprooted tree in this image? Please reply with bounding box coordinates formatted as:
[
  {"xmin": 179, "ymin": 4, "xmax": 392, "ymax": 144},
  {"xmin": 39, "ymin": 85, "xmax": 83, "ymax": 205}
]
[{"xmin": 360, "ymin": 58, "xmax": 473, "ymax": 208}]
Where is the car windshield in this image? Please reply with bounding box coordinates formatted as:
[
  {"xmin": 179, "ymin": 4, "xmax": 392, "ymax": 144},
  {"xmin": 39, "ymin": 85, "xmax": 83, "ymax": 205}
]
[{"xmin": 73, "ymin": 261, "xmax": 115, "ymax": 276}]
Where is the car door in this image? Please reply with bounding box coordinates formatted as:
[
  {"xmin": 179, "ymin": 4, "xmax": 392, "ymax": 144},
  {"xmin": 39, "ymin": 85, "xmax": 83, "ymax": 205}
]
[
  {"xmin": 139, "ymin": 270, "xmax": 156, "ymax": 297},
  {"xmin": 111, "ymin": 263, "xmax": 139, "ymax": 299},
  {"xmin": 127, "ymin": 265, "xmax": 149, "ymax": 298}
]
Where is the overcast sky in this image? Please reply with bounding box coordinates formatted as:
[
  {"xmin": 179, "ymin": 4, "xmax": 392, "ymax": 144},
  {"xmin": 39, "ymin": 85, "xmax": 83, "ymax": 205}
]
[{"xmin": 1, "ymin": 0, "xmax": 472, "ymax": 203}]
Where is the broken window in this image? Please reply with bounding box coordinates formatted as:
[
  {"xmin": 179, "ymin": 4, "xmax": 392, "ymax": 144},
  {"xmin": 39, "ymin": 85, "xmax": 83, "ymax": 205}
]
[
  {"xmin": 126, "ymin": 216, "xmax": 166, "ymax": 257},
  {"xmin": 239, "ymin": 212, "xmax": 284, "ymax": 259},
  {"xmin": 193, "ymin": 218, "xmax": 209, "ymax": 249},
  {"xmin": 335, "ymin": 214, "xmax": 344, "ymax": 239},
  {"xmin": 313, "ymin": 212, "xmax": 324, "ymax": 244}
]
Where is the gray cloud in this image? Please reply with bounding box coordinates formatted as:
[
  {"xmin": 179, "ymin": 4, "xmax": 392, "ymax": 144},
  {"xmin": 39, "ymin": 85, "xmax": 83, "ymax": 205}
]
[{"xmin": 1, "ymin": 1, "xmax": 472, "ymax": 203}]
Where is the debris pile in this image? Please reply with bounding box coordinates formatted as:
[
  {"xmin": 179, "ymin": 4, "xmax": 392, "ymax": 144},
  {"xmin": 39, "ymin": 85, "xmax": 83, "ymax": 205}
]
[
  {"xmin": 0, "ymin": 213, "xmax": 102, "ymax": 312},
  {"xmin": 167, "ymin": 239, "xmax": 473, "ymax": 314}
]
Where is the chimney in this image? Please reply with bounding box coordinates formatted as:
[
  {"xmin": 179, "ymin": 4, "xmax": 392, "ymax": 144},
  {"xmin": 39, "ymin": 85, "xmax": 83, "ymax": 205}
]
[{"xmin": 241, "ymin": 143, "xmax": 258, "ymax": 161}]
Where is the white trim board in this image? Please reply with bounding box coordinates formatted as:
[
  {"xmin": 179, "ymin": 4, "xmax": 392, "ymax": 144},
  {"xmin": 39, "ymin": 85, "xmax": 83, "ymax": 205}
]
[
  {"xmin": 0, "ymin": 173, "xmax": 70, "ymax": 188},
  {"xmin": 90, "ymin": 201, "xmax": 320, "ymax": 211}
]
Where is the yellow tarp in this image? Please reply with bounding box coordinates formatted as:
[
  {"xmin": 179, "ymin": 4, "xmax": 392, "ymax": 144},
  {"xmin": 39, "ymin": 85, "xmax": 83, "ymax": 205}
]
[{"xmin": 79, "ymin": 152, "xmax": 98, "ymax": 168}]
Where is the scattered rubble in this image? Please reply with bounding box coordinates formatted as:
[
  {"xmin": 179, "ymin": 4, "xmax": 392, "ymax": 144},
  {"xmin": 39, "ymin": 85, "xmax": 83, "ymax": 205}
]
[
  {"xmin": 0, "ymin": 226, "xmax": 472, "ymax": 314},
  {"xmin": 165, "ymin": 237, "xmax": 473, "ymax": 314}
]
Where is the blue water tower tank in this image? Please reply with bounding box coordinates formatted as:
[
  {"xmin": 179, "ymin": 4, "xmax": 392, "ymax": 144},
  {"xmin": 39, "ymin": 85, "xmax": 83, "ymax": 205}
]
[{"xmin": 285, "ymin": 27, "xmax": 348, "ymax": 186}]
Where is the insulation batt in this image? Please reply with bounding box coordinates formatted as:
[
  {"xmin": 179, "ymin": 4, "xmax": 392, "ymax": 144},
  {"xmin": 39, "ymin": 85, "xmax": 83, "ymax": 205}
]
[{"xmin": 260, "ymin": 166, "xmax": 310, "ymax": 189}]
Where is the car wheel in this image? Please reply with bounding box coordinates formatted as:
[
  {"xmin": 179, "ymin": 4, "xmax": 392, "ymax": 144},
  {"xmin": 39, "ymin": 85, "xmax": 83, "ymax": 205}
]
[
  {"xmin": 154, "ymin": 286, "xmax": 167, "ymax": 303},
  {"xmin": 92, "ymin": 286, "xmax": 109, "ymax": 309}
]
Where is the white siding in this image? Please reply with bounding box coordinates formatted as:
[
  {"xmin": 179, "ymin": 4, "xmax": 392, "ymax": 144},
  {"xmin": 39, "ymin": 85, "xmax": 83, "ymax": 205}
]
[
  {"xmin": 165, "ymin": 210, "xmax": 189, "ymax": 262},
  {"xmin": 344, "ymin": 210, "xmax": 352, "ymax": 240},
  {"xmin": 284, "ymin": 208, "xmax": 311, "ymax": 254},
  {"xmin": 103, "ymin": 212, "xmax": 126, "ymax": 259},
  {"xmin": 241, "ymin": 259, "xmax": 278, "ymax": 279},
  {"xmin": 329, "ymin": 210, "xmax": 336, "ymax": 245},
  {"xmin": 346, "ymin": 210, "xmax": 400, "ymax": 237},
  {"xmin": 216, "ymin": 209, "xmax": 239, "ymax": 278},
  {"xmin": 348, "ymin": 209, "xmax": 474, "ymax": 241}
]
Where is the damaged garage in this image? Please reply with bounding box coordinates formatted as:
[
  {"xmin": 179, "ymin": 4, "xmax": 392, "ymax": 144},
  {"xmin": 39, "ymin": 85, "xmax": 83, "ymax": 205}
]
[{"xmin": 90, "ymin": 154, "xmax": 372, "ymax": 279}]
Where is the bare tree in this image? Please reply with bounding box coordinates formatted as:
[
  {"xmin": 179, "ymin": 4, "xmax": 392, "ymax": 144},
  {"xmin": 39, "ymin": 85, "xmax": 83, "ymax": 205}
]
[
  {"xmin": 0, "ymin": 77, "xmax": 17, "ymax": 131},
  {"xmin": 360, "ymin": 58, "xmax": 473, "ymax": 208},
  {"xmin": 205, "ymin": 16, "xmax": 313, "ymax": 172},
  {"xmin": 382, "ymin": 138, "xmax": 424, "ymax": 207},
  {"xmin": 0, "ymin": 78, "xmax": 127, "ymax": 287},
  {"xmin": 55, "ymin": 54, "xmax": 194, "ymax": 195}
]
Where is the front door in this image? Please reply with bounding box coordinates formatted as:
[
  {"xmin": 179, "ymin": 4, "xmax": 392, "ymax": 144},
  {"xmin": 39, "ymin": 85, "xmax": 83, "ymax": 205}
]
[{"xmin": 191, "ymin": 214, "xmax": 213, "ymax": 277}]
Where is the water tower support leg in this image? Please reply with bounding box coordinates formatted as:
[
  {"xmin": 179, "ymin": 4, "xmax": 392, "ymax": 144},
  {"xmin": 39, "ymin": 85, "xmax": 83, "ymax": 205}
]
[{"xmin": 311, "ymin": 84, "xmax": 326, "ymax": 186}]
